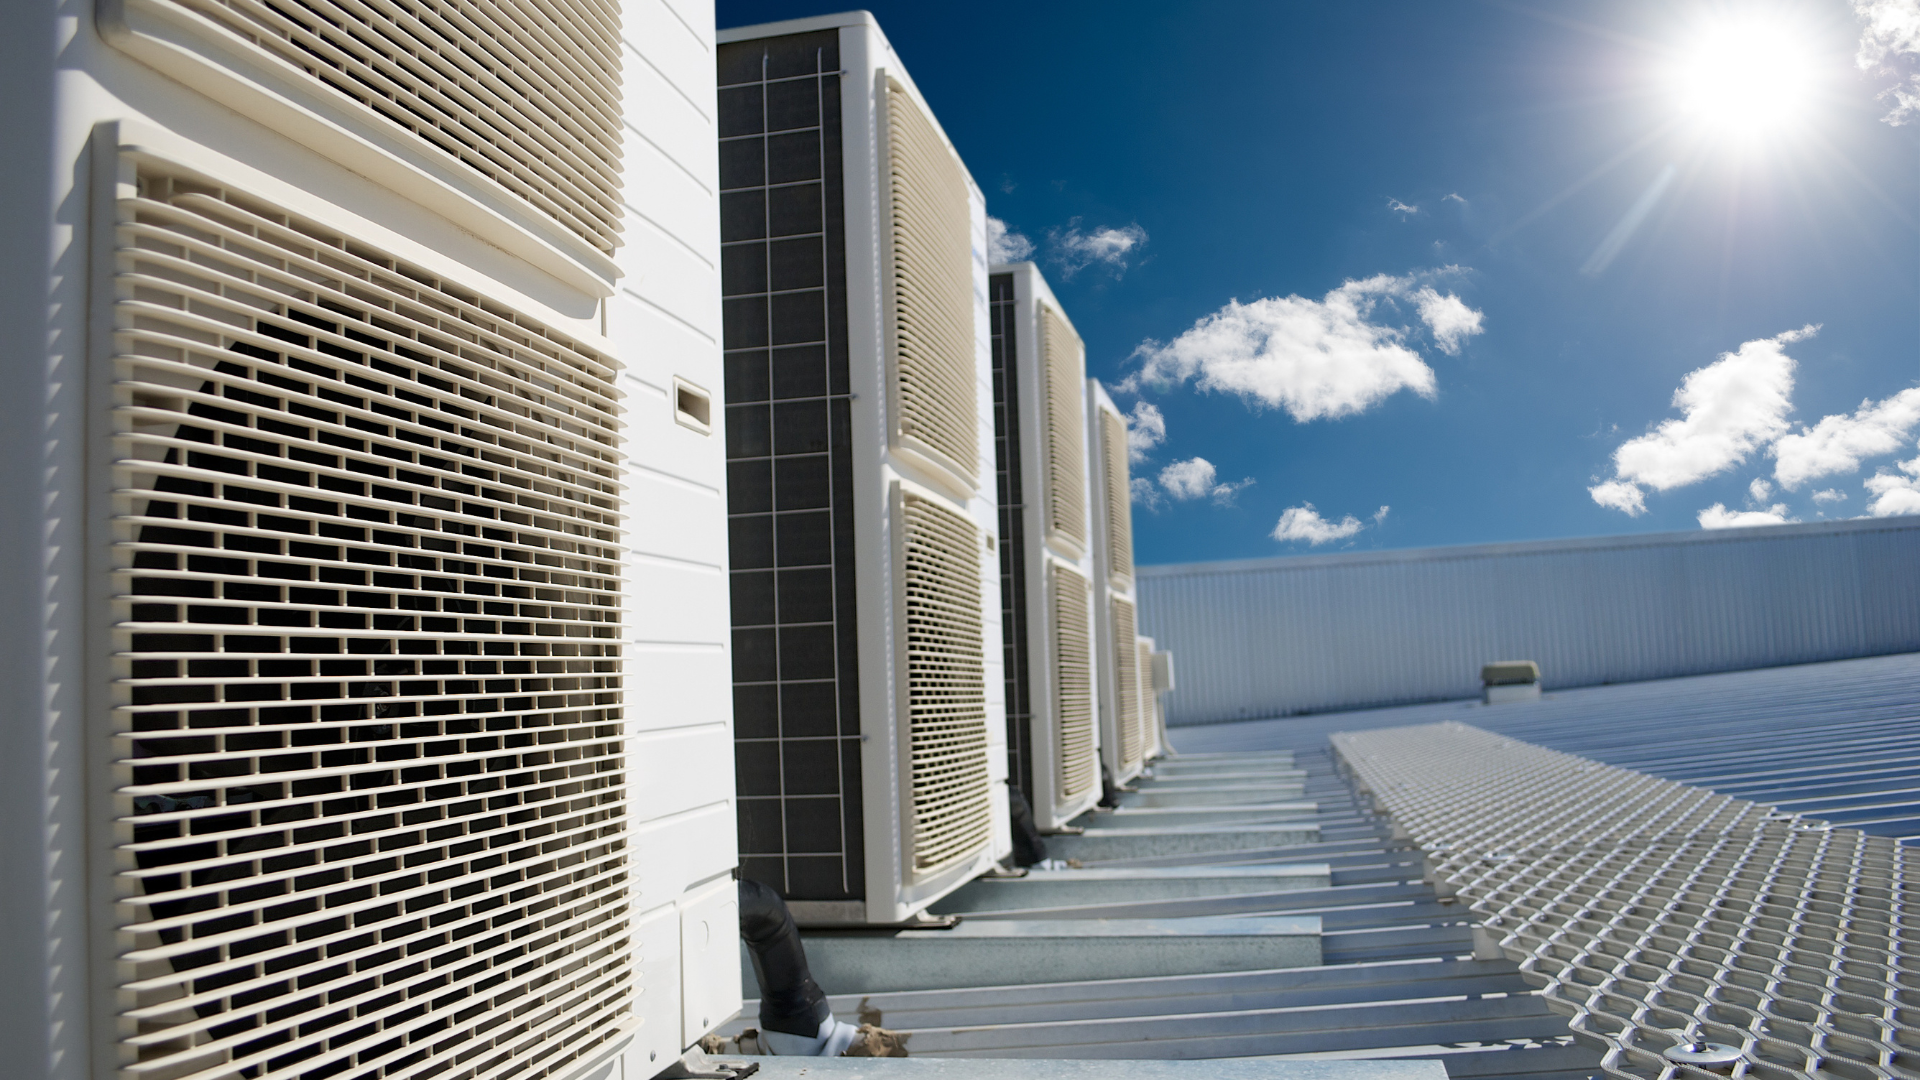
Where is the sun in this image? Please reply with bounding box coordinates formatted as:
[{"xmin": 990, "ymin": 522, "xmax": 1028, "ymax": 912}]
[{"xmin": 1669, "ymin": 17, "xmax": 1817, "ymax": 142}]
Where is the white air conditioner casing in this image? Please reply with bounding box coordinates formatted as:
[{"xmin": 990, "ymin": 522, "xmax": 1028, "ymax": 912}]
[
  {"xmin": 989, "ymin": 263, "xmax": 1102, "ymax": 831},
  {"xmin": 23, "ymin": 3, "xmax": 741, "ymax": 1078},
  {"xmin": 717, "ymin": 13, "xmax": 1010, "ymax": 927},
  {"xmin": 1138, "ymin": 635, "xmax": 1166, "ymax": 761},
  {"xmin": 1088, "ymin": 380, "xmax": 1146, "ymax": 785}
]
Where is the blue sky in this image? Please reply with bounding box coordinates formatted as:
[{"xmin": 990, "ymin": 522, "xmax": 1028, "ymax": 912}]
[{"xmin": 716, "ymin": 0, "xmax": 1920, "ymax": 565}]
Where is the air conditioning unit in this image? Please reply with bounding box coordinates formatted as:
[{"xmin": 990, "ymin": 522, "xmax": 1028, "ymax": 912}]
[
  {"xmin": 717, "ymin": 13, "xmax": 1010, "ymax": 926},
  {"xmin": 1150, "ymin": 645, "xmax": 1177, "ymax": 755},
  {"xmin": 44, "ymin": 0, "xmax": 740, "ymax": 1074},
  {"xmin": 1137, "ymin": 635, "xmax": 1167, "ymax": 761},
  {"xmin": 1087, "ymin": 380, "xmax": 1147, "ymax": 785},
  {"xmin": 988, "ymin": 263, "xmax": 1103, "ymax": 831}
]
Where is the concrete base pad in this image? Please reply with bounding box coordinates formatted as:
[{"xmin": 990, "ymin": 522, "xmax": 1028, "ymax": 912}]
[
  {"xmin": 932, "ymin": 865, "xmax": 1334, "ymax": 913},
  {"xmin": 726, "ymin": 1058, "xmax": 1443, "ymax": 1080},
  {"xmin": 764, "ymin": 916, "xmax": 1321, "ymax": 995}
]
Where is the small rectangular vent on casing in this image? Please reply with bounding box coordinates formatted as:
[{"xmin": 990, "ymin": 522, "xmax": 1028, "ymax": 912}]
[
  {"xmin": 898, "ymin": 492, "xmax": 992, "ymax": 874},
  {"xmin": 1050, "ymin": 565, "xmax": 1095, "ymax": 801},
  {"xmin": 1100, "ymin": 408, "xmax": 1133, "ymax": 585},
  {"xmin": 132, "ymin": 0, "xmax": 625, "ymax": 254},
  {"xmin": 1111, "ymin": 597, "xmax": 1141, "ymax": 771},
  {"xmin": 884, "ymin": 79, "xmax": 977, "ymax": 488},
  {"xmin": 109, "ymin": 164, "xmax": 629, "ymax": 1080},
  {"xmin": 1040, "ymin": 305, "xmax": 1086, "ymax": 553}
]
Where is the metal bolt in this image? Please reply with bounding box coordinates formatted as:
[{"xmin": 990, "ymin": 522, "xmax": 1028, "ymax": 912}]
[{"xmin": 1661, "ymin": 1041, "xmax": 1741, "ymax": 1070}]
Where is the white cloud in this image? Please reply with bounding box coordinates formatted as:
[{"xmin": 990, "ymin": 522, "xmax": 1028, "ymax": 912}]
[
  {"xmin": 1865, "ymin": 453, "xmax": 1920, "ymax": 516},
  {"xmin": 1372, "ymin": 505, "xmax": 1391, "ymax": 525},
  {"xmin": 1048, "ymin": 219, "xmax": 1148, "ymax": 277},
  {"xmin": 1749, "ymin": 477, "xmax": 1773, "ymax": 502},
  {"xmin": 1443, "ymin": 192, "xmax": 1467, "ymax": 204},
  {"xmin": 1698, "ymin": 503, "xmax": 1799, "ymax": 529},
  {"xmin": 1770, "ymin": 387, "xmax": 1920, "ymax": 489},
  {"xmin": 1593, "ymin": 327, "xmax": 1812, "ymax": 509},
  {"xmin": 1125, "ymin": 400, "xmax": 1166, "ymax": 463},
  {"xmin": 1388, "ymin": 198, "xmax": 1419, "ymax": 216},
  {"xmin": 1812, "ymin": 488, "xmax": 1848, "ymax": 504},
  {"xmin": 1588, "ymin": 478, "xmax": 1649, "ymax": 516},
  {"xmin": 1124, "ymin": 272, "xmax": 1483, "ymax": 422},
  {"xmin": 1855, "ymin": 0, "xmax": 1920, "ymax": 124},
  {"xmin": 1412, "ymin": 288, "xmax": 1484, "ymax": 356},
  {"xmin": 1157, "ymin": 457, "xmax": 1255, "ymax": 506},
  {"xmin": 1271, "ymin": 504, "xmax": 1366, "ymax": 545},
  {"xmin": 1130, "ymin": 476, "xmax": 1165, "ymax": 512},
  {"xmin": 987, "ymin": 216, "xmax": 1034, "ymax": 264}
]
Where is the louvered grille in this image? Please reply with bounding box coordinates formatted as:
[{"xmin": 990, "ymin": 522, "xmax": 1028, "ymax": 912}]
[
  {"xmin": 1136, "ymin": 637, "xmax": 1156, "ymax": 757},
  {"xmin": 899, "ymin": 494, "xmax": 992, "ymax": 874},
  {"xmin": 884, "ymin": 81, "xmax": 977, "ymax": 487},
  {"xmin": 1111, "ymin": 597, "xmax": 1141, "ymax": 770},
  {"xmin": 1100, "ymin": 409, "xmax": 1132, "ymax": 583},
  {"xmin": 1040, "ymin": 306, "xmax": 1086, "ymax": 551},
  {"xmin": 110, "ymin": 165, "xmax": 629, "ymax": 1080},
  {"xmin": 1050, "ymin": 566, "xmax": 1095, "ymax": 801},
  {"xmin": 139, "ymin": 0, "xmax": 624, "ymax": 254}
]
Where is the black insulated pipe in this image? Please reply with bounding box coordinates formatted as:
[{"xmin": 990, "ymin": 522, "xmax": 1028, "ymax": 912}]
[
  {"xmin": 737, "ymin": 878, "xmax": 831, "ymax": 1038},
  {"xmin": 1007, "ymin": 786, "xmax": 1047, "ymax": 867}
]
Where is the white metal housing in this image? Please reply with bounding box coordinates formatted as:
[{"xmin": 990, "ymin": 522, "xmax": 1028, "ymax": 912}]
[
  {"xmin": 1087, "ymin": 379, "xmax": 1144, "ymax": 785},
  {"xmin": 11, "ymin": 1, "xmax": 739, "ymax": 1078},
  {"xmin": 988, "ymin": 263, "xmax": 1101, "ymax": 831},
  {"xmin": 717, "ymin": 12, "xmax": 1010, "ymax": 926}
]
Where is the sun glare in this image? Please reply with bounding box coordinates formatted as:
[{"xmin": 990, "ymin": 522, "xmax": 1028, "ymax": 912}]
[{"xmin": 1670, "ymin": 19, "xmax": 1816, "ymax": 142}]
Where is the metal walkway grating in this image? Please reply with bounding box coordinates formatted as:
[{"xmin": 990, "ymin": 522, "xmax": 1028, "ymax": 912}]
[{"xmin": 1334, "ymin": 722, "xmax": 1920, "ymax": 1080}]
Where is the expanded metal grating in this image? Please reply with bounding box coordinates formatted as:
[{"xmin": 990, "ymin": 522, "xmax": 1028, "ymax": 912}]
[
  {"xmin": 127, "ymin": 0, "xmax": 626, "ymax": 254},
  {"xmin": 884, "ymin": 79, "xmax": 977, "ymax": 488},
  {"xmin": 111, "ymin": 162, "xmax": 629, "ymax": 1080},
  {"xmin": 899, "ymin": 491, "xmax": 993, "ymax": 874},
  {"xmin": 1333, "ymin": 721, "xmax": 1920, "ymax": 1080}
]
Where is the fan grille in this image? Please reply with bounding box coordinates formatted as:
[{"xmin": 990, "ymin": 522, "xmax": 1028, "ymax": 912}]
[
  {"xmin": 1100, "ymin": 408, "xmax": 1132, "ymax": 584},
  {"xmin": 137, "ymin": 0, "xmax": 625, "ymax": 254},
  {"xmin": 1050, "ymin": 566, "xmax": 1096, "ymax": 801},
  {"xmin": 1040, "ymin": 305, "xmax": 1087, "ymax": 551},
  {"xmin": 1111, "ymin": 597, "xmax": 1141, "ymax": 771},
  {"xmin": 885, "ymin": 81, "xmax": 977, "ymax": 486},
  {"xmin": 108, "ymin": 164, "xmax": 629, "ymax": 1080},
  {"xmin": 899, "ymin": 494, "xmax": 992, "ymax": 874}
]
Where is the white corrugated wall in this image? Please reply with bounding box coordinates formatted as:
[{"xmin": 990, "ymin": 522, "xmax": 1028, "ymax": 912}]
[{"xmin": 1137, "ymin": 517, "xmax": 1920, "ymax": 725}]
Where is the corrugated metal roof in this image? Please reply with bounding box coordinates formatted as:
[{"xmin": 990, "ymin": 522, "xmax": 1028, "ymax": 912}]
[
  {"xmin": 1135, "ymin": 517, "xmax": 1920, "ymax": 724},
  {"xmin": 1176, "ymin": 651, "xmax": 1920, "ymax": 844}
]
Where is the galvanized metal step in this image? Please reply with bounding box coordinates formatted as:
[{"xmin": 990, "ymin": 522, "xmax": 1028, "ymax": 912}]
[
  {"xmin": 1046, "ymin": 823, "xmax": 1322, "ymax": 861},
  {"xmin": 763, "ymin": 916, "xmax": 1322, "ymax": 995},
  {"xmin": 931, "ymin": 866, "xmax": 1334, "ymax": 914}
]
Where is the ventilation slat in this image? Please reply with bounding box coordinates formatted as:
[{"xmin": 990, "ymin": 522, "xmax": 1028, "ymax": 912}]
[
  {"xmin": 1040, "ymin": 306, "xmax": 1087, "ymax": 551},
  {"xmin": 900, "ymin": 493, "xmax": 993, "ymax": 874},
  {"xmin": 885, "ymin": 80, "xmax": 978, "ymax": 487},
  {"xmin": 109, "ymin": 164, "xmax": 628, "ymax": 1080},
  {"xmin": 1050, "ymin": 565, "xmax": 1095, "ymax": 801},
  {"xmin": 1100, "ymin": 408, "xmax": 1133, "ymax": 584},
  {"xmin": 138, "ymin": 0, "xmax": 625, "ymax": 253},
  {"xmin": 1112, "ymin": 597, "xmax": 1141, "ymax": 771},
  {"xmin": 1136, "ymin": 637, "xmax": 1156, "ymax": 759}
]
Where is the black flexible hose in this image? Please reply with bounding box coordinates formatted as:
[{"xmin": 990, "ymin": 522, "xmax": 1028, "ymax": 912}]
[{"xmin": 737, "ymin": 878, "xmax": 832, "ymax": 1038}]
